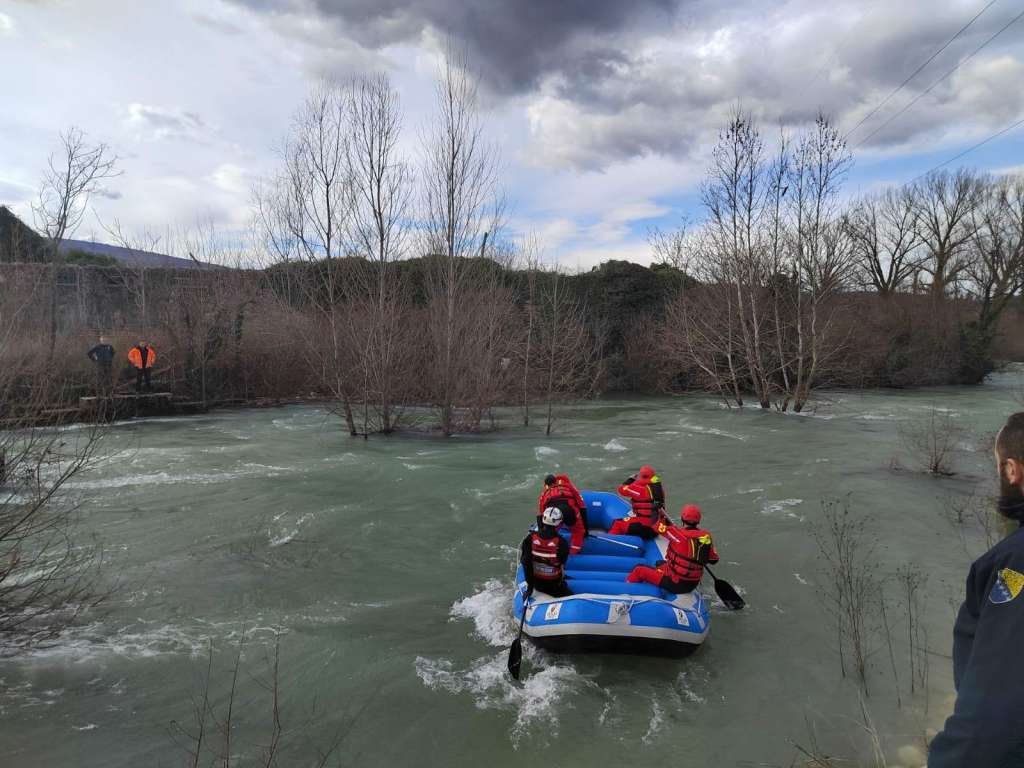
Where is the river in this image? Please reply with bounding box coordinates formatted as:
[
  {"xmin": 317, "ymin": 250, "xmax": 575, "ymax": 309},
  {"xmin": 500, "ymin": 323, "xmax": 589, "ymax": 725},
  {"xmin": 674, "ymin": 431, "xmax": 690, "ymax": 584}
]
[{"xmin": 2, "ymin": 374, "xmax": 1019, "ymax": 767}]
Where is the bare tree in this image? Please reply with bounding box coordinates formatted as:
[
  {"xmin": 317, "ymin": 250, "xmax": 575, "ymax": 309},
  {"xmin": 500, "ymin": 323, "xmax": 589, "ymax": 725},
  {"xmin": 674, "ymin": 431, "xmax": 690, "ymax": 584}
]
[
  {"xmin": 345, "ymin": 74, "xmax": 414, "ymax": 434},
  {"xmin": 784, "ymin": 114, "xmax": 854, "ymax": 411},
  {"xmin": 420, "ymin": 48, "xmax": 503, "ymax": 435},
  {"xmin": 913, "ymin": 168, "xmax": 984, "ymax": 299},
  {"xmin": 31, "ymin": 127, "xmax": 118, "ymax": 359},
  {"xmin": 254, "ymin": 85, "xmax": 358, "ymax": 433},
  {"xmin": 700, "ymin": 110, "xmax": 776, "ymax": 408},
  {"xmin": 958, "ymin": 174, "xmax": 1024, "ymax": 381},
  {"xmin": 532, "ymin": 266, "xmax": 603, "ymax": 435},
  {"xmin": 846, "ymin": 187, "xmax": 922, "ymax": 296},
  {"xmin": 0, "ymin": 270, "xmax": 107, "ymax": 648}
]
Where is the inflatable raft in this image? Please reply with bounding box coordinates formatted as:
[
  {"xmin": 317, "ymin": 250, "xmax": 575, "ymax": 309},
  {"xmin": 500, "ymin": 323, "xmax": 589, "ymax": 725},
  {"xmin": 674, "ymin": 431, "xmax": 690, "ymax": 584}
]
[{"xmin": 513, "ymin": 491, "xmax": 710, "ymax": 657}]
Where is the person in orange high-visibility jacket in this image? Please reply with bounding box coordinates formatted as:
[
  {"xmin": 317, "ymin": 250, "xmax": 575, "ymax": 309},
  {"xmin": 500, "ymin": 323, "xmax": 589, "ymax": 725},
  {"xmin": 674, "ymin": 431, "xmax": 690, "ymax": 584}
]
[
  {"xmin": 626, "ymin": 505, "xmax": 719, "ymax": 594},
  {"xmin": 609, "ymin": 465, "xmax": 660, "ymax": 539},
  {"xmin": 538, "ymin": 473, "xmax": 588, "ymax": 553},
  {"xmin": 128, "ymin": 341, "xmax": 156, "ymax": 392}
]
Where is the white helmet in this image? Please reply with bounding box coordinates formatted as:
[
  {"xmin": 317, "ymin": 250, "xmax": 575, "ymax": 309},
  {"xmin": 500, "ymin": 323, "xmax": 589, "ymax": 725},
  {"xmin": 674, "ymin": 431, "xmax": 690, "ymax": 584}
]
[{"xmin": 541, "ymin": 507, "xmax": 563, "ymax": 527}]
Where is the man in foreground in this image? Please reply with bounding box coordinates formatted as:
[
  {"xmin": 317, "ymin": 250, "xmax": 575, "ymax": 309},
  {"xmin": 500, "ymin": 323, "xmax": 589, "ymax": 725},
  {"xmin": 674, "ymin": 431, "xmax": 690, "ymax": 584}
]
[{"xmin": 929, "ymin": 412, "xmax": 1024, "ymax": 766}]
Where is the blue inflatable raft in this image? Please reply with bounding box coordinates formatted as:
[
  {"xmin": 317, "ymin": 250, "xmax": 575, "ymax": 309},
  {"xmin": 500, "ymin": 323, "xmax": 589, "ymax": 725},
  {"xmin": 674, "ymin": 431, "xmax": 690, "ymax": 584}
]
[{"xmin": 513, "ymin": 491, "xmax": 710, "ymax": 657}]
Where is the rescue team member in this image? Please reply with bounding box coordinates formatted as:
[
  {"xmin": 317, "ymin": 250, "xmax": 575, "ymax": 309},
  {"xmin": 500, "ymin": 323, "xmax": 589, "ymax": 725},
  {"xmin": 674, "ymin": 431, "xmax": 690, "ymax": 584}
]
[
  {"xmin": 538, "ymin": 473, "xmax": 587, "ymax": 554},
  {"xmin": 626, "ymin": 505, "xmax": 719, "ymax": 594},
  {"xmin": 519, "ymin": 507, "xmax": 572, "ymax": 598},
  {"xmin": 86, "ymin": 335, "xmax": 115, "ymax": 394},
  {"xmin": 128, "ymin": 340, "xmax": 156, "ymax": 393},
  {"xmin": 609, "ymin": 465, "xmax": 660, "ymax": 539},
  {"xmin": 929, "ymin": 412, "xmax": 1024, "ymax": 767}
]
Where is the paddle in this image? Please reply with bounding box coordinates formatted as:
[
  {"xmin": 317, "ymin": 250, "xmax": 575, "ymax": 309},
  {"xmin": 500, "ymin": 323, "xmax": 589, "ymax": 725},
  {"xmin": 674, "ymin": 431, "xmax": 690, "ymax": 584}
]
[
  {"xmin": 588, "ymin": 533, "xmax": 642, "ymax": 551},
  {"xmin": 507, "ymin": 586, "xmax": 534, "ymax": 681},
  {"xmin": 704, "ymin": 565, "xmax": 745, "ymax": 610}
]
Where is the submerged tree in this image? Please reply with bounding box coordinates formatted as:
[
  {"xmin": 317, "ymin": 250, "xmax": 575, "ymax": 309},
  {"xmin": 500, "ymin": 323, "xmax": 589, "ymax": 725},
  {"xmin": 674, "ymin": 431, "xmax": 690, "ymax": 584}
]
[{"xmin": 419, "ymin": 48, "xmax": 503, "ymax": 435}]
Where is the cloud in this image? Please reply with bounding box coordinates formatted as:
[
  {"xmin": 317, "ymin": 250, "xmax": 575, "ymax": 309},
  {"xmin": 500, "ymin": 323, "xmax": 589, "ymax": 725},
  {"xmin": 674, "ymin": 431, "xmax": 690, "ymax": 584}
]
[
  {"xmin": 124, "ymin": 103, "xmax": 208, "ymax": 142},
  {"xmin": 0, "ymin": 177, "xmax": 32, "ymax": 205},
  {"xmin": 225, "ymin": 0, "xmax": 1024, "ymax": 172},
  {"xmin": 0, "ymin": 13, "xmax": 13, "ymax": 35},
  {"xmin": 228, "ymin": 0, "xmax": 678, "ymax": 95}
]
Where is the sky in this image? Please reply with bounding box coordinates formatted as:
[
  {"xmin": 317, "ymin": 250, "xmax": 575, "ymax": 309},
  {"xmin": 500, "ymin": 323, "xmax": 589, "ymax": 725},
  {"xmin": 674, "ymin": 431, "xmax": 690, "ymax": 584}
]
[{"xmin": 1, "ymin": 0, "xmax": 1023, "ymax": 268}]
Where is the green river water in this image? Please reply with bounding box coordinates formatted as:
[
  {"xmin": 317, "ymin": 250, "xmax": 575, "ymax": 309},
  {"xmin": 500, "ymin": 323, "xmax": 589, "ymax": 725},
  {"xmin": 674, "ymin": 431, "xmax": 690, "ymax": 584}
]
[{"xmin": 2, "ymin": 374, "xmax": 1020, "ymax": 767}]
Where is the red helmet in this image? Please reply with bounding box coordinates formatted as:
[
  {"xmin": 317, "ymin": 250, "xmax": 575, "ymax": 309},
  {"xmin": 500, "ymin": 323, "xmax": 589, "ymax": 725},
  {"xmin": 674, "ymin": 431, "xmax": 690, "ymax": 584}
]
[
  {"xmin": 680, "ymin": 504, "xmax": 702, "ymax": 526},
  {"xmin": 638, "ymin": 465, "xmax": 655, "ymax": 481}
]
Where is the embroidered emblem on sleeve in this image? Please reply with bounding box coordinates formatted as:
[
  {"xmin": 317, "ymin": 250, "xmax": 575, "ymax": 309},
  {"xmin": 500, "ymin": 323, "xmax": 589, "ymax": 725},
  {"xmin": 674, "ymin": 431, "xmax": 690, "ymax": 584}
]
[{"xmin": 989, "ymin": 568, "xmax": 1024, "ymax": 604}]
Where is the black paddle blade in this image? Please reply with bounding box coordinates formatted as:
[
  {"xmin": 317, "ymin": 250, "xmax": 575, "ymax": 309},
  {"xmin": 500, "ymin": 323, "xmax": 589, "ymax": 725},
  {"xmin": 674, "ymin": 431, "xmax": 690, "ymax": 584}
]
[
  {"xmin": 507, "ymin": 638, "xmax": 524, "ymax": 680},
  {"xmin": 714, "ymin": 578, "xmax": 745, "ymax": 610}
]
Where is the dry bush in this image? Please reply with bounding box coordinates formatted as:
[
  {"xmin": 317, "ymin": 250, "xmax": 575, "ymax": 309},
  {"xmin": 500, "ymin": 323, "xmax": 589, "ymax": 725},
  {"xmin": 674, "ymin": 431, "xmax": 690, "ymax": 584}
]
[
  {"xmin": 897, "ymin": 406, "xmax": 965, "ymax": 476},
  {"xmin": 814, "ymin": 500, "xmax": 881, "ymax": 693}
]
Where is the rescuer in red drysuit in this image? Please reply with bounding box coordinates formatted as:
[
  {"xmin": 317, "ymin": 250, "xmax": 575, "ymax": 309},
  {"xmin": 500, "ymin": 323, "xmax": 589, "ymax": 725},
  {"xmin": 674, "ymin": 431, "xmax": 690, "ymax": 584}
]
[
  {"xmin": 520, "ymin": 507, "xmax": 572, "ymax": 597},
  {"xmin": 626, "ymin": 504, "xmax": 719, "ymax": 594},
  {"xmin": 538, "ymin": 473, "xmax": 588, "ymax": 554},
  {"xmin": 608, "ymin": 465, "xmax": 661, "ymax": 539}
]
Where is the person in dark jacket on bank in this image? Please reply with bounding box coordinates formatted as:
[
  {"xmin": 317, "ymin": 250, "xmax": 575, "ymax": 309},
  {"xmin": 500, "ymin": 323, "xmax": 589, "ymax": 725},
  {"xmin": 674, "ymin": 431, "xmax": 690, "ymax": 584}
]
[
  {"xmin": 929, "ymin": 412, "xmax": 1024, "ymax": 767},
  {"xmin": 86, "ymin": 335, "xmax": 115, "ymax": 394}
]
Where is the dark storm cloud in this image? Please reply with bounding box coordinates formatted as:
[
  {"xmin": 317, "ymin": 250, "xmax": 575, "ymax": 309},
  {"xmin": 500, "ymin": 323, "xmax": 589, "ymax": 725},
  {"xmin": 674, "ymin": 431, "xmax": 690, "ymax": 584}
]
[
  {"xmin": 229, "ymin": 0, "xmax": 1024, "ymax": 168},
  {"xmin": 230, "ymin": 0, "xmax": 680, "ymax": 94}
]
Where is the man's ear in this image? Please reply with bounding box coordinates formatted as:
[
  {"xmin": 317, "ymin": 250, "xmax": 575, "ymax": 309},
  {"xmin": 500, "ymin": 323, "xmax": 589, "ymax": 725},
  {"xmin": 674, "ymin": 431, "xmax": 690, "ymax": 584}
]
[{"xmin": 1007, "ymin": 457, "xmax": 1024, "ymax": 486}]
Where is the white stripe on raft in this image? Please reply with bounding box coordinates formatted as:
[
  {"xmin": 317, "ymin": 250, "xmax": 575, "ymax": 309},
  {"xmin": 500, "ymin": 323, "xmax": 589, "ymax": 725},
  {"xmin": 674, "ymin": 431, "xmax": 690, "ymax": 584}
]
[{"xmin": 523, "ymin": 621, "xmax": 707, "ymax": 644}]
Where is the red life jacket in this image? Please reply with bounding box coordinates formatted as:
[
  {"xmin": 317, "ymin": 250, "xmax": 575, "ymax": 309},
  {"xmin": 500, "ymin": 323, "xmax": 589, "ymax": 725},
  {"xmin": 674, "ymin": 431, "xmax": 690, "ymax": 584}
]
[
  {"xmin": 530, "ymin": 531, "xmax": 564, "ymax": 580},
  {"xmin": 617, "ymin": 479, "xmax": 657, "ymax": 527},
  {"xmin": 663, "ymin": 525, "xmax": 716, "ymax": 583}
]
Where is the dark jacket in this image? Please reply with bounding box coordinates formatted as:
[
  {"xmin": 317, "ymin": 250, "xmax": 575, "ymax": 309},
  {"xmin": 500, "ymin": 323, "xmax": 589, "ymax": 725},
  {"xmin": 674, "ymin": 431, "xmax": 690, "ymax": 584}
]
[
  {"xmin": 929, "ymin": 525, "xmax": 1024, "ymax": 767},
  {"xmin": 87, "ymin": 343, "xmax": 115, "ymax": 365}
]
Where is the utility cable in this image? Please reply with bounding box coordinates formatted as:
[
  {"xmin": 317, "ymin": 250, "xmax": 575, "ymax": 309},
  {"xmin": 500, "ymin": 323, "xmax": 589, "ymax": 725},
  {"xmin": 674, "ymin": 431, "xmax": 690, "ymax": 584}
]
[
  {"xmin": 855, "ymin": 7, "xmax": 1024, "ymax": 149},
  {"xmin": 845, "ymin": 0, "xmax": 1000, "ymax": 140}
]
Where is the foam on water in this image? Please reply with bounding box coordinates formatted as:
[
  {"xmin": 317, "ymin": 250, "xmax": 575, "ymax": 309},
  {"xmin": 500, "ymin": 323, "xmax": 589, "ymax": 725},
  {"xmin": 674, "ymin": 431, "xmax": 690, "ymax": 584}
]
[
  {"xmin": 415, "ymin": 654, "xmax": 596, "ymax": 746},
  {"xmin": 759, "ymin": 498, "xmax": 804, "ymax": 516},
  {"xmin": 449, "ymin": 579, "xmax": 515, "ymax": 646},
  {"xmin": 416, "ymin": 579, "xmax": 607, "ymax": 745},
  {"xmin": 679, "ymin": 421, "xmax": 747, "ymax": 441},
  {"xmin": 603, "ymin": 439, "xmax": 628, "ymax": 452},
  {"xmin": 2, "ymin": 622, "xmax": 209, "ymax": 663},
  {"xmin": 534, "ymin": 446, "xmax": 559, "ymax": 459}
]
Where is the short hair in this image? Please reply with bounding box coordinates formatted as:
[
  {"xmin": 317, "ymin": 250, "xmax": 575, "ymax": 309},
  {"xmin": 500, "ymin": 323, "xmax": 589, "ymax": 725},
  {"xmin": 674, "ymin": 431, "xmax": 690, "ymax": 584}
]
[
  {"xmin": 544, "ymin": 474, "xmax": 556, "ymax": 486},
  {"xmin": 996, "ymin": 413, "xmax": 1024, "ymax": 461}
]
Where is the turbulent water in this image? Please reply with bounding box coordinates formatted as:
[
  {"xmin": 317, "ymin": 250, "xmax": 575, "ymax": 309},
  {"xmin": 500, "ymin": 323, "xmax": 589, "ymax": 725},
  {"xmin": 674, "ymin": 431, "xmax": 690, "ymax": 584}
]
[{"xmin": 3, "ymin": 374, "xmax": 1021, "ymax": 767}]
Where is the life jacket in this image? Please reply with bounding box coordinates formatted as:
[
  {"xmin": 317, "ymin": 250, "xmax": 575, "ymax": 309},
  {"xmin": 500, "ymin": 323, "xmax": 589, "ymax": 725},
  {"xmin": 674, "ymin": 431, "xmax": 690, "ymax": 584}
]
[
  {"xmin": 663, "ymin": 526, "xmax": 715, "ymax": 583},
  {"xmin": 530, "ymin": 531, "xmax": 564, "ymax": 580},
  {"xmin": 618, "ymin": 479, "xmax": 658, "ymax": 527},
  {"xmin": 128, "ymin": 345, "xmax": 156, "ymax": 370}
]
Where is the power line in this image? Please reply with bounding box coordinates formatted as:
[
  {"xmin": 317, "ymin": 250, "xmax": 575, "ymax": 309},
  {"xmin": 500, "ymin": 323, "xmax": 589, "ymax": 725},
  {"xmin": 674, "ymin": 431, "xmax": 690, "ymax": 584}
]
[
  {"xmin": 844, "ymin": 0, "xmax": 1000, "ymax": 140},
  {"xmin": 854, "ymin": 7, "xmax": 1024, "ymax": 149},
  {"xmin": 904, "ymin": 113, "xmax": 1024, "ymax": 187}
]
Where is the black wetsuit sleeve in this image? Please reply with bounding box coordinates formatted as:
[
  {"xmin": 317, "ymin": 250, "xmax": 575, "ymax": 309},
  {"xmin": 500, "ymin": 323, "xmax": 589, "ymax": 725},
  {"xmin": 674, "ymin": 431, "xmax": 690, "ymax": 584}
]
[
  {"xmin": 87, "ymin": 345, "xmax": 99, "ymax": 362},
  {"xmin": 520, "ymin": 537, "xmax": 534, "ymax": 581},
  {"xmin": 929, "ymin": 557, "xmax": 1024, "ymax": 767}
]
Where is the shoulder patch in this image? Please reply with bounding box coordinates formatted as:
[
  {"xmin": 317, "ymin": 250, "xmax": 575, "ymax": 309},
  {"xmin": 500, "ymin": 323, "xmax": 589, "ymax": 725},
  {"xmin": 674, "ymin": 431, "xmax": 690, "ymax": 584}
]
[{"xmin": 989, "ymin": 568, "xmax": 1024, "ymax": 605}]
